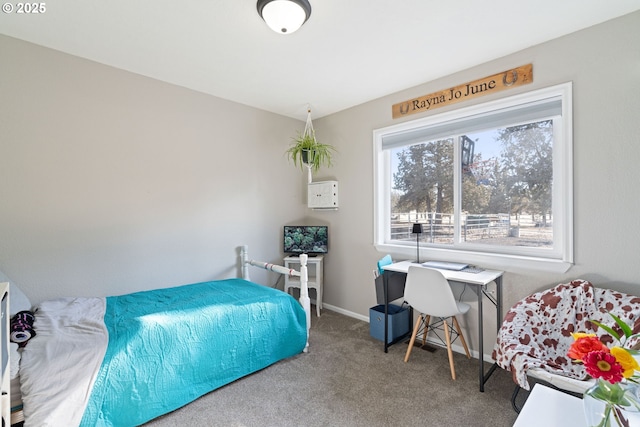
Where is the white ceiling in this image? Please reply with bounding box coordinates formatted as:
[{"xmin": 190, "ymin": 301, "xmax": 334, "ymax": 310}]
[{"xmin": 1, "ymin": 1, "xmax": 639, "ymax": 120}]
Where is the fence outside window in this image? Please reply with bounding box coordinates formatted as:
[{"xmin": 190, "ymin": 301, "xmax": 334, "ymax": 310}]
[{"xmin": 390, "ymin": 212, "xmax": 552, "ymax": 247}]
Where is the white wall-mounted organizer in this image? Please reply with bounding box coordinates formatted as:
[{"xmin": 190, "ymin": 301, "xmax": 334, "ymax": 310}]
[{"xmin": 308, "ymin": 181, "xmax": 338, "ymax": 210}]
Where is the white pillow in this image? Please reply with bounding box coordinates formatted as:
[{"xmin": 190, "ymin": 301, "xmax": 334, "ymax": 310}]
[{"xmin": 9, "ymin": 343, "xmax": 20, "ymax": 379}]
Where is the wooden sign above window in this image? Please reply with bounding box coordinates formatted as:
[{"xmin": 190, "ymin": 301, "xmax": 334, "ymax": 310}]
[{"xmin": 392, "ymin": 64, "xmax": 533, "ymax": 119}]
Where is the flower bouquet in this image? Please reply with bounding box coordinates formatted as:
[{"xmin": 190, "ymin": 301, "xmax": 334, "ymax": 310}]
[{"xmin": 568, "ymin": 313, "xmax": 640, "ymax": 427}]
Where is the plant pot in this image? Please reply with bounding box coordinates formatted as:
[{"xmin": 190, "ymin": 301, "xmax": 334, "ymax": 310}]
[{"xmin": 302, "ymin": 149, "xmax": 315, "ymax": 166}]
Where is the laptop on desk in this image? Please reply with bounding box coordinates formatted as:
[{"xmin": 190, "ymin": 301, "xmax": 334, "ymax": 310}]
[{"xmin": 421, "ymin": 260, "xmax": 469, "ymax": 271}]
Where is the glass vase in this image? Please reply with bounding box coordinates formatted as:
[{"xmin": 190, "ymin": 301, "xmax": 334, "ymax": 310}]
[{"xmin": 583, "ymin": 379, "xmax": 640, "ymax": 427}]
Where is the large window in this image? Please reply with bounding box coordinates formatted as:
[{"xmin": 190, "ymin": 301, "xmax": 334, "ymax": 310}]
[{"xmin": 373, "ymin": 83, "xmax": 573, "ymax": 271}]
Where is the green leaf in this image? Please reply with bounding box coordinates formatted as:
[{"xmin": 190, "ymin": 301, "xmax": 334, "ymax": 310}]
[
  {"xmin": 285, "ymin": 132, "xmax": 336, "ymax": 173},
  {"xmin": 591, "ymin": 319, "xmax": 621, "ymax": 341},
  {"xmin": 588, "ymin": 379, "xmax": 626, "ymax": 404},
  {"xmin": 609, "ymin": 313, "xmax": 633, "ymax": 339}
]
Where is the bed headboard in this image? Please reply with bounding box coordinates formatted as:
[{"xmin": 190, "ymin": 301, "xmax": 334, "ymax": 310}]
[{"xmin": 0, "ymin": 282, "xmax": 9, "ymax": 426}]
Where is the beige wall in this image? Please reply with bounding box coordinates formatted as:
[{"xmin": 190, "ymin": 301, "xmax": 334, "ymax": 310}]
[
  {"xmin": 316, "ymin": 11, "xmax": 640, "ymax": 355},
  {"xmin": 0, "ymin": 35, "xmax": 307, "ymax": 304},
  {"xmin": 1, "ymin": 11, "xmax": 640, "ymax": 357}
]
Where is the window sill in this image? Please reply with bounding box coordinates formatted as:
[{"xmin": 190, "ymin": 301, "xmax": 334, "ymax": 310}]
[{"xmin": 374, "ymin": 243, "xmax": 573, "ymax": 274}]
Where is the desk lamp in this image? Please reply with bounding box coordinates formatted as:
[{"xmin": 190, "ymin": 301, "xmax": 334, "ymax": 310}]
[{"xmin": 412, "ymin": 223, "xmax": 423, "ymax": 263}]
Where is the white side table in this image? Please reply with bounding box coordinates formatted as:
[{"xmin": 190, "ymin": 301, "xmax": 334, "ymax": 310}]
[
  {"xmin": 284, "ymin": 255, "xmax": 324, "ymax": 317},
  {"xmin": 513, "ymin": 383, "xmax": 586, "ymax": 427}
]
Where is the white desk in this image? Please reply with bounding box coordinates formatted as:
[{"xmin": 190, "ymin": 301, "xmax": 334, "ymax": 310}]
[
  {"xmin": 514, "ymin": 384, "xmax": 585, "ymax": 427},
  {"xmin": 381, "ymin": 261, "xmax": 503, "ymax": 392}
]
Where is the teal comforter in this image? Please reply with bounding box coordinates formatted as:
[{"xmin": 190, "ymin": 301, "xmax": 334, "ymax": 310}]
[{"xmin": 80, "ymin": 278, "xmax": 307, "ymax": 426}]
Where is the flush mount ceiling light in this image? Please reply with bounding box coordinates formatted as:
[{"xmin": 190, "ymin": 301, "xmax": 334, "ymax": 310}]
[{"xmin": 257, "ymin": 0, "xmax": 312, "ymax": 34}]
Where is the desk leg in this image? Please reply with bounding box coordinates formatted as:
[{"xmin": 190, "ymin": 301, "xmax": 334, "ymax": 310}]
[
  {"xmin": 383, "ymin": 271, "xmax": 389, "ymax": 353},
  {"xmin": 478, "ymin": 276, "xmax": 503, "ymax": 392},
  {"xmin": 381, "ymin": 271, "xmax": 411, "ymax": 352},
  {"xmin": 496, "ymin": 276, "xmax": 503, "ymax": 335},
  {"xmin": 484, "ymin": 276, "xmax": 504, "ymax": 385}
]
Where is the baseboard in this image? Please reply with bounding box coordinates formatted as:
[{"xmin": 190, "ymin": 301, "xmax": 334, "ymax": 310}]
[
  {"xmin": 321, "ymin": 303, "xmax": 494, "ymax": 362},
  {"xmin": 322, "ymin": 303, "xmax": 369, "ymax": 322}
]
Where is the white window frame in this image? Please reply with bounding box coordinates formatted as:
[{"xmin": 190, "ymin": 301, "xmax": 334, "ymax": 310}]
[{"xmin": 373, "ymin": 83, "xmax": 573, "ymax": 273}]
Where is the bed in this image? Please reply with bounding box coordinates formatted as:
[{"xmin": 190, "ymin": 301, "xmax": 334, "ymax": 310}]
[{"xmin": 8, "ymin": 246, "xmax": 311, "ymax": 427}]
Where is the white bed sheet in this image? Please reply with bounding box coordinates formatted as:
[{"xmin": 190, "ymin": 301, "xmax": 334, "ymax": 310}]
[{"xmin": 19, "ymin": 297, "xmax": 108, "ymax": 427}]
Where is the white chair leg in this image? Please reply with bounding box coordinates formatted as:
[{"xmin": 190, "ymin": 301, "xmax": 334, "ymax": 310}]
[
  {"xmin": 452, "ymin": 316, "xmax": 471, "ymax": 359},
  {"xmin": 443, "ymin": 318, "xmax": 456, "ymax": 380},
  {"xmin": 404, "ymin": 314, "xmax": 423, "ymax": 362}
]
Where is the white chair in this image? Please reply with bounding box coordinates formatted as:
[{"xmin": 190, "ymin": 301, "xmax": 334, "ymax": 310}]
[{"xmin": 403, "ymin": 266, "xmax": 471, "ymax": 380}]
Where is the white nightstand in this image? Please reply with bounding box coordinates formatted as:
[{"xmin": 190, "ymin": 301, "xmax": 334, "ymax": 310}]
[
  {"xmin": 513, "ymin": 384, "xmax": 586, "ymax": 427},
  {"xmin": 284, "ymin": 255, "xmax": 324, "ymax": 317}
]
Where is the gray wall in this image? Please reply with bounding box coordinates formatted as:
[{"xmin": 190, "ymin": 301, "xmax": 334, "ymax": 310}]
[
  {"xmin": 1, "ymin": 11, "xmax": 639, "ymax": 357},
  {"xmin": 315, "ymin": 11, "xmax": 640, "ymax": 355},
  {"xmin": 0, "ymin": 35, "xmax": 308, "ymax": 303}
]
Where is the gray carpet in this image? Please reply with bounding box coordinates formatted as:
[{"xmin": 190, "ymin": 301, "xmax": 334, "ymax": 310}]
[{"xmin": 146, "ymin": 309, "xmax": 521, "ymax": 427}]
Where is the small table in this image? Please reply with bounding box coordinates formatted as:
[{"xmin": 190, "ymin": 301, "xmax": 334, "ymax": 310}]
[
  {"xmin": 284, "ymin": 255, "xmax": 324, "ymax": 317},
  {"xmin": 513, "ymin": 383, "xmax": 586, "ymax": 427},
  {"xmin": 381, "ymin": 261, "xmax": 503, "ymax": 392}
]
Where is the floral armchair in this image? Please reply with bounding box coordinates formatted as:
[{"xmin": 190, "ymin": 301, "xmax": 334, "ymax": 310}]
[{"xmin": 493, "ymin": 279, "xmax": 640, "ymax": 401}]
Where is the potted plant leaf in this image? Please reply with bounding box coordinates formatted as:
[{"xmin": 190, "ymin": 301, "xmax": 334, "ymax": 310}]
[
  {"xmin": 286, "ymin": 130, "xmax": 336, "ymax": 173},
  {"xmin": 286, "ymin": 109, "xmax": 336, "ymax": 173}
]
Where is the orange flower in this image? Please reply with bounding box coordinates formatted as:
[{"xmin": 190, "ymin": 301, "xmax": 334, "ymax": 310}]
[
  {"xmin": 568, "ymin": 335, "xmax": 609, "ymax": 361},
  {"xmin": 611, "ymin": 346, "xmax": 640, "ymax": 378}
]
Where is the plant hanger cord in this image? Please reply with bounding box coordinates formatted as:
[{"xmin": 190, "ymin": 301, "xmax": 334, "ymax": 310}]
[
  {"xmin": 303, "ymin": 108, "xmax": 315, "ymax": 138},
  {"xmin": 304, "ymin": 108, "xmax": 314, "ymax": 183}
]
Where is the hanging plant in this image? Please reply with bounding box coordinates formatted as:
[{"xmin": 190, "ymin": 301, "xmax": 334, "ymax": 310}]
[{"xmin": 285, "ymin": 109, "xmax": 336, "ymax": 173}]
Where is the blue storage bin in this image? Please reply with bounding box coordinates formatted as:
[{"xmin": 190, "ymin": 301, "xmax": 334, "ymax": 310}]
[{"xmin": 369, "ymin": 304, "xmax": 410, "ymax": 343}]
